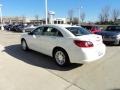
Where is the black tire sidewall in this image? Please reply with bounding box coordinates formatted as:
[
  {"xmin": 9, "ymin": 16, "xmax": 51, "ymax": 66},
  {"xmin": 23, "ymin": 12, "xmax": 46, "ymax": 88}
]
[{"xmin": 21, "ymin": 40, "xmax": 28, "ymax": 51}]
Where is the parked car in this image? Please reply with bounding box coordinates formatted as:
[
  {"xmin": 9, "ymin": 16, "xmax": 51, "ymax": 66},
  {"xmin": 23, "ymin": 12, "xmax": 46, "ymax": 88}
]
[
  {"xmin": 11, "ymin": 24, "xmax": 24, "ymax": 32},
  {"xmin": 96, "ymin": 25, "xmax": 120, "ymax": 45},
  {"xmin": 81, "ymin": 25, "xmax": 101, "ymax": 34},
  {"xmin": 22, "ymin": 25, "xmax": 36, "ymax": 32},
  {"xmin": 21, "ymin": 24, "xmax": 106, "ymax": 66},
  {"xmin": 4, "ymin": 24, "xmax": 13, "ymax": 31}
]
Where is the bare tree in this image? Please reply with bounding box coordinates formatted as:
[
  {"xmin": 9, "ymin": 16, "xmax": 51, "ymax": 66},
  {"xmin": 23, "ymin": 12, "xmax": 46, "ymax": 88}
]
[
  {"xmin": 112, "ymin": 9, "xmax": 120, "ymax": 22},
  {"xmin": 73, "ymin": 17, "xmax": 79, "ymax": 25},
  {"xmin": 99, "ymin": 13, "xmax": 104, "ymax": 23},
  {"xmin": 15, "ymin": 16, "xmax": 19, "ymax": 24},
  {"xmin": 34, "ymin": 15, "xmax": 39, "ymax": 25},
  {"xmin": 68, "ymin": 9, "xmax": 74, "ymax": 24},
  {"xmin": 102, "ymin": 6, "xmax": 110, "ymax": 22},
  {"xmin": 99, "ymin": 6, "xmax": 110, "ymax": 23},
  {"xmin": 80, "ymin": 12, "xmax": 85, "ymax": 22},
  {"xmin": 22, "ymin": 15, "xmax": 26, "ymax": 24},
  {"xmin": 35, "ymin": 15, "xmax": 39, "ymax": 21}
]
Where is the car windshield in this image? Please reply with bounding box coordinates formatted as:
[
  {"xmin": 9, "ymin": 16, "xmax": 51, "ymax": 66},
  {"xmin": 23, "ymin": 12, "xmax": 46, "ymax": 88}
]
[
  {"xmin": 106, "ymin": 26, "xmax": 120, "ymax": 31},
  {"xmin": 66, "ymin": 27, "xmax": 91, "ymax": 36}
]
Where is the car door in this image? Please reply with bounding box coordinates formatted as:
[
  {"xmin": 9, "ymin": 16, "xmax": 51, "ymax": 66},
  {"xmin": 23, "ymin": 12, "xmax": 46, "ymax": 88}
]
[
  {"xmin": 38, "ymin": 26, "xmax": 64, "ymax": 56},
  {"xmin": 26, "ymin": 27, "xmax": 44, "ymax": 52}
]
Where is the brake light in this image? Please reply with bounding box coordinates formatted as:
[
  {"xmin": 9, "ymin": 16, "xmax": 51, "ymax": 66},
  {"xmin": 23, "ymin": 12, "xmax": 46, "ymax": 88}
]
[{"xmin": 74, "ymin": 40, "xmax": 93, "ymax": 48}]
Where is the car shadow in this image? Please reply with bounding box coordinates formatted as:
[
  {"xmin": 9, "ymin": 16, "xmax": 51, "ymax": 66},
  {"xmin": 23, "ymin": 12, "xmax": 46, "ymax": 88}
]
[
  {"xmin": 4, "ymin": 44, "xmax": 82, "ymax": 71},
  {"xmin": 105, "ymin": 43, "xmax": 120, "ymax": 47}
]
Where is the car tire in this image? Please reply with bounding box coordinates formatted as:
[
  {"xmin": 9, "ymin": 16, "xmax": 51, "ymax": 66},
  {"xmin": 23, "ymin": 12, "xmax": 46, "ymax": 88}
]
[
  {"xmin": 21, "ymin": 39, "xmax": 28, "ymax": 51},
  {"xmin": 22, "ymin": 29, "xmax": 25, "ymax": 33},
  {"xmin": 117, "ymin": 40, "xmax": 120, "ymax": 46},
  {"xmin": 53, "ymin": 48, "xmax": 70, "ymax": 67}
]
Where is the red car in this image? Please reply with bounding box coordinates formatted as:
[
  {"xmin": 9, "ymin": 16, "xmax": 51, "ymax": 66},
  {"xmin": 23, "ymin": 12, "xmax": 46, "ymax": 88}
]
[{"xmin": 81, "ymin": 25, "xmax": 101, "ymax": 34}]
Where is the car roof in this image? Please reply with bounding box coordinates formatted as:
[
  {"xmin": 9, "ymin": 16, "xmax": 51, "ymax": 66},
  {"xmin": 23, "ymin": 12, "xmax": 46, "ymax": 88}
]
[
  {"xmin": 38, "ymin": 24, "xmax": 80, "ymax": 38},
  {"xmin": 41, "ymin": 24, "xmax": 81, "ymax": 28}
]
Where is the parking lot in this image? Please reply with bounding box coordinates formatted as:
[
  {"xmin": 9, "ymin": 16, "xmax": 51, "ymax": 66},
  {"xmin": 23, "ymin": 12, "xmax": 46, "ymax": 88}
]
[{"xmin": 0, "ymin": 30, "xmax": 120, "ymax": 90}]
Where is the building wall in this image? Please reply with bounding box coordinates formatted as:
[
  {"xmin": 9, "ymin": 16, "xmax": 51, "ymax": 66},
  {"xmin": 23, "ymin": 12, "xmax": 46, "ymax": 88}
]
[
  {"xmin": 2, "ymin": 16, "xmax": 28, "ymax": 24},
  {"xmin": 53, "ymin": 18, "xmax": 67, "ymax": 24},
  {"xmin": 2, "ymin": 16, "xmax": 68, "ymax": 25},
  {"xmin": 115, "ymin": 19, "xmax": 120, "ymax": 24}
]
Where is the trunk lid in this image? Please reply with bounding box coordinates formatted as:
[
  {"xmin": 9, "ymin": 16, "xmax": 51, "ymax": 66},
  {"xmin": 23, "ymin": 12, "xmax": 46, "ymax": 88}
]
[{"xmin": 75, "ymin": 34, "xmax": 103, "ymax": 45}]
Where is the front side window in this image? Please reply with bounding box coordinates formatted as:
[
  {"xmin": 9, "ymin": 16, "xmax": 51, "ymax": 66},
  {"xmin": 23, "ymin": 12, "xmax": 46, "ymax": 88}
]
[
  {"xmin": 32, "ymin": 27, "xmax": 43, "ymax": 35},
  {"xmin": 66, "ymin": 27, "xmax": 91, "ymax": 36},
  {"xmin": 42, "ymin": 27, "xmax": 63, "ymax": 37}
]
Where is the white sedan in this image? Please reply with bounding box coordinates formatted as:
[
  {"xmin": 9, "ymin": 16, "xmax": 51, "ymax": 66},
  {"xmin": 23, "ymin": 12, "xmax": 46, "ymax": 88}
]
[{"xmin": 21, "ymin": 24, "xmax": 106, "ymax": 66}]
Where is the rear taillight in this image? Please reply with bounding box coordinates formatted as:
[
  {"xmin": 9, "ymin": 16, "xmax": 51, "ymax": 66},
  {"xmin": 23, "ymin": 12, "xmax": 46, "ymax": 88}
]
[{"xmin": 74, "ymin": 40, "xmax": 93, "ymax": 48}]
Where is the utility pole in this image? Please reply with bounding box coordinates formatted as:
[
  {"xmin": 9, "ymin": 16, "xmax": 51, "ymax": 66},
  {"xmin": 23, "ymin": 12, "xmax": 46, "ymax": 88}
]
[
  {"xmin": 45, "ymin": 0, "xmax": 48, "ymax": 24},
  {"xmin": 0, "ymin": 4, "xmax": 4, "ymax": 30},
  {"xmin": 78, "ymin": 6, "xmax": 83, "ymax": 25},
  {"xmin": 78, "ymin": 8, "xmax": 80, "ymax": 25}
]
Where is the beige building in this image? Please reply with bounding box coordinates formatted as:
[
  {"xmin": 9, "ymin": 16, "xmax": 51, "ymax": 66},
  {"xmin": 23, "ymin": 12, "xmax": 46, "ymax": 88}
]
[
  {"xmin": 115, "ymin": 19, "xmax": 120, "ymax": 25},
  {"xmin": 2, "ymin": 16, "xmax": 68, "ymax": 25},
  {"xmin": 30, "ymin": 18, "xmax": 68, "ymax": 25},
  {"xmin": 2, "ymin": 16, "xmax": 28, "ymax": 24},
  {"xmin": 53, "ymin": 18, "xmax": 67, "ymax": 24}
]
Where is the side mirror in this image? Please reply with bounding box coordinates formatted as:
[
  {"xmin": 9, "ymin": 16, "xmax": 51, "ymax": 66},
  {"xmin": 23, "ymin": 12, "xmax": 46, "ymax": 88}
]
[{"xmin": 28, "ymin": 32, "xmax": 33, "ymax": 35}]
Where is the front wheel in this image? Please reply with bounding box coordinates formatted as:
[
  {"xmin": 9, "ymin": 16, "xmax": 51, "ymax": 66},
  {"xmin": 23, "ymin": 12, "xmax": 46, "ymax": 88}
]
[
  {"xmin": 119, "ymin": 41, "xmax": 120, "ymax": 46},
  {"xmin": 53, "ymin": 49, "xmax": 70, "ymax": 67},
  {"xmin": 21, "ymin": 39, "xmax": 28, "ymax": 51}
]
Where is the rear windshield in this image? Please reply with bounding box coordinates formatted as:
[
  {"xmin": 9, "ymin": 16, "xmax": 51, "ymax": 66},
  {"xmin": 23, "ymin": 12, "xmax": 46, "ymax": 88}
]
[
  {"xmin": 82, "ymin": 26, "xmax": 100, "ymax": 30},
  {"xmin": 81, "ymin": 26, "xmax": 92, "ymax": 30},
  {"xmin": 94, "ymin": 26, "xmax": 100, "ymax": 29},
  {"xmin": 66, "ymin": 27, "xmax": 91, "ymax": 36},
  {"xmin": 106, "ymin": 26, "xmax": 120, "ymax": 31}
]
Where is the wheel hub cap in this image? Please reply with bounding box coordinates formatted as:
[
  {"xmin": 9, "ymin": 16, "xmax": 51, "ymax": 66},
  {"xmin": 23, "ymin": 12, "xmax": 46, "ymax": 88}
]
[{"xmin": 55, "ymin": 51, "xmax": 65, "ymax": 65}]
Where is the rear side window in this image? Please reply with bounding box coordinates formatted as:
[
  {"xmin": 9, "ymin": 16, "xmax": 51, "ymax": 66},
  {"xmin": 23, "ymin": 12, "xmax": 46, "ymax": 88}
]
[
  {"xmin": 42, "ymin": 27, "xmax": 63, "ymax": 37},
  {"xmin": 66, "ymin": 27, "xmax": 91, "ymax": 36},
  {"xmin": 82, "ymin": 26, "xmax": 92, "ymax": 30}
]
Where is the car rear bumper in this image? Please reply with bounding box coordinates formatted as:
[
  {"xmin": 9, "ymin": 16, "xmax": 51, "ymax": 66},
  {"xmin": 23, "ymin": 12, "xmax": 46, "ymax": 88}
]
[{"xmin": 68, "ymin": 43, "xmax": 106, "ymax": 64}]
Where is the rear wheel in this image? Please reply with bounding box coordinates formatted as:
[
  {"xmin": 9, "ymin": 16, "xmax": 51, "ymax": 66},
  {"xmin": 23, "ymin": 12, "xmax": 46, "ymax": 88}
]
[
  {"xmin": 21, "ymin": 39, "xmax": 28, "ymax": 51},
  {"xmin": 119, "ymin": 40, "xmax": 120, "ymax": 46},
  {"xmin": 53, "ymin": 48, "xmax": 70, "ymax": 66}
]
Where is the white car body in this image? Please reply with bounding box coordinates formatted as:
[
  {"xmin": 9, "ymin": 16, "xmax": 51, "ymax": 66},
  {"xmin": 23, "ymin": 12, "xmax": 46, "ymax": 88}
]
[{"xmin": 21, "ymin": 24, "xmax": 106, "ymax": 64}]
